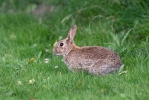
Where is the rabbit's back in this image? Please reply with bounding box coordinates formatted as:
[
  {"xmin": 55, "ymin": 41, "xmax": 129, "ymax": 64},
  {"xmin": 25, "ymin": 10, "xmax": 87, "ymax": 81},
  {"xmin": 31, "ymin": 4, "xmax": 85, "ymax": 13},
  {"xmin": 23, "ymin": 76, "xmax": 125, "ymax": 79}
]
[{"xmin": 64, "ymin": 46, "xmax": 122, "ymax": 75}]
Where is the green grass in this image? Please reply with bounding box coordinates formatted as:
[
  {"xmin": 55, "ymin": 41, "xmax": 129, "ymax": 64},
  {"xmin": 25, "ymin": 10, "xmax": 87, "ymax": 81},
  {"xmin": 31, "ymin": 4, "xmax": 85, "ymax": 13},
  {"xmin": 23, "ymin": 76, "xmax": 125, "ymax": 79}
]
[{"xmin": 0, "ymin": 0, "xmax": 149, "ymax": 100}]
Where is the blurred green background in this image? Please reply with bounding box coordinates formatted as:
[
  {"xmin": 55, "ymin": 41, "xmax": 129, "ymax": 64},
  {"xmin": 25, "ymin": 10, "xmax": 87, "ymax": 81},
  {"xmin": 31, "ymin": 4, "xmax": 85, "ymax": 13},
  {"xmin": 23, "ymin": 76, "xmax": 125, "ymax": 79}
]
[{"xmin": 0, "ymin": 0, "xmax": 149, "ymax": 100}]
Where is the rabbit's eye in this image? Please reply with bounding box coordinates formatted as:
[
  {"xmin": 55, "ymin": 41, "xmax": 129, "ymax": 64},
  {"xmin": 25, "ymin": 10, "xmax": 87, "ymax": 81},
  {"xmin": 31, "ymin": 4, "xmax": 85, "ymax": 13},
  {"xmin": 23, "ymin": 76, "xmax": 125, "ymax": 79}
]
[{"xmin": 60, "ymin": 43, "xmax": 64, "ymax": 46}]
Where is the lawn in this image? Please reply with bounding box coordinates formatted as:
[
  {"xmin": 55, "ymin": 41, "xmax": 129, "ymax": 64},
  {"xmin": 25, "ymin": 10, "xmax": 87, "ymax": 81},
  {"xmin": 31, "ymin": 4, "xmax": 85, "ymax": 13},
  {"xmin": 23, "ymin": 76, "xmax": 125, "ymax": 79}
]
[{"xmin": 0, "ymin": 0, "xmax": 149, "ymax": 100}]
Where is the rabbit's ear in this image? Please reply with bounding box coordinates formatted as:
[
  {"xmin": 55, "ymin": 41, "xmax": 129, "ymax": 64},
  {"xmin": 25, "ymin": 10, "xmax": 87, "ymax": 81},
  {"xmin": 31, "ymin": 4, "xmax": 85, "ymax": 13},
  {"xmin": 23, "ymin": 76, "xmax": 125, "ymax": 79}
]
[{"xmin": 67, "ymin": 25, "xmax": 77, "ymax": 43}]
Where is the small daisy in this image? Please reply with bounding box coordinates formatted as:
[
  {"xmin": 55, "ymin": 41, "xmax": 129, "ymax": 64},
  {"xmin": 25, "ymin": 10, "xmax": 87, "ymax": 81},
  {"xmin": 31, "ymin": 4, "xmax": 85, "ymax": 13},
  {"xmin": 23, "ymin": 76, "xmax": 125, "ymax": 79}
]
[
  {"xmin": 17, "ymin": 81, "xmax": 22, "ymax": 85},
  {"xmin": 29, "ymin": 79, "xmax": 35, "ymax": 84},
  {"xmin": 45, "ymin": 49, "xmax": 49, "ymax": 53},
  {"xmin": 55, "ymin": 66, "xmax": 58, "ymax": 68},
  {"xmin": 45, "ymin": 58, "xmax": 49, "ymax": 63}
]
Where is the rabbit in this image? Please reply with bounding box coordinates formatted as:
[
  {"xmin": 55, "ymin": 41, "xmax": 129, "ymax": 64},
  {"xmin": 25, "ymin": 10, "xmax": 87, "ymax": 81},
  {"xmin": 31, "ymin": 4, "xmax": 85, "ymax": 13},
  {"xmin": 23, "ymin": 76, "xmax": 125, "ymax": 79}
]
[{"xmin": 53, "ymin": 25, "xmax": 123, "ymax": 75}]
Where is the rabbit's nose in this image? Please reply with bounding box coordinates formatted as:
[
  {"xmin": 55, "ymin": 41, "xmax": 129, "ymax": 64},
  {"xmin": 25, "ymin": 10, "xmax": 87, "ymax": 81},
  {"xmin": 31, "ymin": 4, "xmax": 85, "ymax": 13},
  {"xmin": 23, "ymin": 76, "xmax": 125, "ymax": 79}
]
[{"xmin": 53, "ymin": 47, "xmax": 59, "ymax": 55}]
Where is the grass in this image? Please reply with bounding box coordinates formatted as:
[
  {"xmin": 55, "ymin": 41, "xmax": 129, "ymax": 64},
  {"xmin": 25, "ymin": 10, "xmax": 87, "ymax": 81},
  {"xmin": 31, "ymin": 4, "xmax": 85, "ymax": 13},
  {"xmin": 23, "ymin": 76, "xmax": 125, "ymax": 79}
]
[{"xmin": 0, "ymin": 0, "xmax": 149, "ymax": 100}]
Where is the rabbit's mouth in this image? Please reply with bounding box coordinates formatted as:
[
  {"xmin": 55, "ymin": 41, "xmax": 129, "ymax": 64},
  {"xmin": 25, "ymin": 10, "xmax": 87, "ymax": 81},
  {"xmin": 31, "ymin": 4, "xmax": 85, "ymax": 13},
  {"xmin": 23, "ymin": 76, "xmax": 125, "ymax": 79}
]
[
  {"xmin": 53, "ymin": 49, "xmax": 61, "ymax": 55},
  {"xmin": 54, "ymin": 52, "xmax": 61, "ymax": 55}
]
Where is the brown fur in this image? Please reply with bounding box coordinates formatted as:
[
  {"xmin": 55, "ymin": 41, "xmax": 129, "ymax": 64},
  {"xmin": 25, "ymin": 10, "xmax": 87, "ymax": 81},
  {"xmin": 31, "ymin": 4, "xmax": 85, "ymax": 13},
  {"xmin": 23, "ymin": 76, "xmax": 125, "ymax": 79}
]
[{"xmin": 53, "ymin": 25, "xmax": 122, "ymax": 75}]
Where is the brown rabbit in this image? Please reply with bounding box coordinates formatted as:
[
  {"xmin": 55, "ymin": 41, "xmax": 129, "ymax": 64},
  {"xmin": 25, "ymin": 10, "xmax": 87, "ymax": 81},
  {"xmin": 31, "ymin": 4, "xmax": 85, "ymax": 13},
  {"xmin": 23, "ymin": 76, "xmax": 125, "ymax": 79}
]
[{"xmin": 53, "ymin": 25, "xmax": 122, "ymax": 75}]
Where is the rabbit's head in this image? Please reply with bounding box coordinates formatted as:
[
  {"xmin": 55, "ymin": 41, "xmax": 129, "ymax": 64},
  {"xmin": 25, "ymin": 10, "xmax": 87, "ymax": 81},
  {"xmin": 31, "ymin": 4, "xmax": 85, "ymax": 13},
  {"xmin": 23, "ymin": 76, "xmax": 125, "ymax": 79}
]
[{"xmin": 53, "ymin": 25, "xmax": 77, "ymax": 56}]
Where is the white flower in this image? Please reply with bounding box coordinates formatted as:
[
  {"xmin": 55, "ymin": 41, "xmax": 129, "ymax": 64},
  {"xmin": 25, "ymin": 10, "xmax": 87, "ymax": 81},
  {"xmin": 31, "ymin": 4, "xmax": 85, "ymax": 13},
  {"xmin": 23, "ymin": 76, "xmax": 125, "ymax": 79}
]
[
  {"xmin": 45, "ymin": 49, "xmax": 49, "ymax": 53},
  {"xmin": 45, "ymin": 58, "xmax": 49, "ymax": 63},
  {"xmin": 29, "ymin": 79, "xmax": 35, "ymax": 84},
  {"xmin": 17, "ymin": 81, "xmax": 22, "ymax": 85},
  {"xmin": 55, "ymin": 66, "xmax": 58, "ymax": 68}
]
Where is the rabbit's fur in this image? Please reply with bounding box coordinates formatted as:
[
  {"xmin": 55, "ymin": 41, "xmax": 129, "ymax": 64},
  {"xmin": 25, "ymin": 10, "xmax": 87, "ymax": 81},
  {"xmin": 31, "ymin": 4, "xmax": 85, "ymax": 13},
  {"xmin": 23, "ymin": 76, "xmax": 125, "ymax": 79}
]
[{"xmin": 53, "ymin": 25, "xmax": 122, "ymax": 75}]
